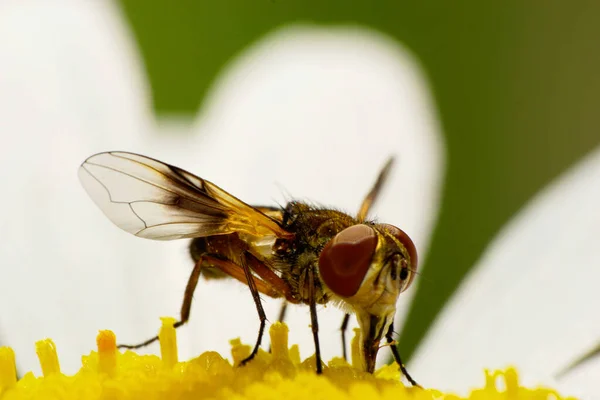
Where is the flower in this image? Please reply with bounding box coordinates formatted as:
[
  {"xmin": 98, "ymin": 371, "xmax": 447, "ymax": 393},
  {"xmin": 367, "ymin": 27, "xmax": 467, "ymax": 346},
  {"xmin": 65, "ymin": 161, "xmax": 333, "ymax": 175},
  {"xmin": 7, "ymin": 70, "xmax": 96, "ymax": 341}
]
[
  {"xmin": 0, "ymin": 0, "xmax": 178, "ymax": 374},
  {"xmin": 0, "ymin": 1, "xmax": 597, "ymax": 398},
  {"xmin": 409, "ymin": 146, "xmax": 600, "ymax": 398},
  {"xmin": 0, "ymin": 320, "xmax": 575, "ymax": 399},
  {"xmin": 0, "ymin": 0, "xmax": 443, "ymax": 376}
]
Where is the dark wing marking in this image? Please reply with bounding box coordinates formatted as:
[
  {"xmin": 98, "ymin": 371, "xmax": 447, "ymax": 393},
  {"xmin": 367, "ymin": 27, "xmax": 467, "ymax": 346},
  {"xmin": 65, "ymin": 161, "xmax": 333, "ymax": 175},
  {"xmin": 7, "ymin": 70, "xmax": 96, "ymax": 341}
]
[
  {"xmin": 254, "ymin": 206, "xmax": 284, "ymax": 223},
  {"xmin": 78, "ymin": 152, "xmax": 292, "ymax": 240}
]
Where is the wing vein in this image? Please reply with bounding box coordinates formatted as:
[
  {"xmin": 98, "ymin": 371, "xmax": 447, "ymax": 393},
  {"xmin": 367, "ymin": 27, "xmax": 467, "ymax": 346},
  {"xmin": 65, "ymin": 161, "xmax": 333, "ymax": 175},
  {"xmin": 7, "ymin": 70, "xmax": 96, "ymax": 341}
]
[
  {"xmin": 85, "ymin": 161, "xmax": 226, "ymax": 213},
  {"xmin": 129, "ymin": 203, "xmax": 148, "ymax": 229},
  {"xmin": 79, "ymin": 151, "xmax": 292, "ymax": 241},
  {"xmin": 83, "ymin": 165, "xmax": 210, "ymax": 224}
]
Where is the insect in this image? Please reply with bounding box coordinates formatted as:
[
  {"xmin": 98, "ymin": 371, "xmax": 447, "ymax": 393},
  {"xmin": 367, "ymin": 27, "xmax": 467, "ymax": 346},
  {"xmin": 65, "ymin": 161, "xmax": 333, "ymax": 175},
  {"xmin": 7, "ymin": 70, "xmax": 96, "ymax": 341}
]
[{"xmin": 78, "ymin": 151, "xmax": 419, "ymax": 385}]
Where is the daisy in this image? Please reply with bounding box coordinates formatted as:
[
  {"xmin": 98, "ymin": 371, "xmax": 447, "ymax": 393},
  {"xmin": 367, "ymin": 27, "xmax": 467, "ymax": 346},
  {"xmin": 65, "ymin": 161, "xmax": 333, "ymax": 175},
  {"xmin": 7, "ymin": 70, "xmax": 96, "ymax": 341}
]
[
  {"xmin": 0, "ymin": 1, "xmax": 595, "ymax": 398},
  {"xmin": 410, "ymin": 144, "xmax": 600, "ymax": 397}
]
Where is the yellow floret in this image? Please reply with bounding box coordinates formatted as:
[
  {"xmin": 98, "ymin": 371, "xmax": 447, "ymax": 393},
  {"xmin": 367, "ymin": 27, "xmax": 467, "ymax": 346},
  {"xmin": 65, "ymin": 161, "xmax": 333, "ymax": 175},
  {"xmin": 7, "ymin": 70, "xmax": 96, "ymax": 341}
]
[{"xmin": 0, "ymin": 320, "xmax": 576, "ymax": 400}]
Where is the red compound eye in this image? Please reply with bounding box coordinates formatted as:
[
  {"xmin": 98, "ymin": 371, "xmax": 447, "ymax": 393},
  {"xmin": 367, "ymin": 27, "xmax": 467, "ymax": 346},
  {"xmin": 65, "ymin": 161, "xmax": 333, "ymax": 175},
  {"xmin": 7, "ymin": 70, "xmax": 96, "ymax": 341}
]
[
  {"xmin": 380, "ymin": 224, "xmax": 418, "ymax": 290},
  {"xmin": 318, "ymin": 224, "xmax": 377, "ymax": 297}
]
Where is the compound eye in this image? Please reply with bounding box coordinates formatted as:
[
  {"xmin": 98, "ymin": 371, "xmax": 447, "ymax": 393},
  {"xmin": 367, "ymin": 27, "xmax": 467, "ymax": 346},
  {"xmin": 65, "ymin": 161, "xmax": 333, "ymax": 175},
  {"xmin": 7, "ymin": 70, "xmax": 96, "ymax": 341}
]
[
  {"xmin": 318, "ymin": 224, "xmax": 377, "ymax": 297},
  {"xmin": 381, "ymin": 224, "xmax": 418, "ymax": 291}
]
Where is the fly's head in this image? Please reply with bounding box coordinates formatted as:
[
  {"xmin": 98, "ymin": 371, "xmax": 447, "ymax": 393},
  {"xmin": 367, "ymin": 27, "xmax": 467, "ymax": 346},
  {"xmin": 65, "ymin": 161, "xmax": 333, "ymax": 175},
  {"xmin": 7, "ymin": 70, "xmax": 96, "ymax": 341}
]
[{"xmin": 317, "ymin": 223, "xmax": 417, "ymax": 372}]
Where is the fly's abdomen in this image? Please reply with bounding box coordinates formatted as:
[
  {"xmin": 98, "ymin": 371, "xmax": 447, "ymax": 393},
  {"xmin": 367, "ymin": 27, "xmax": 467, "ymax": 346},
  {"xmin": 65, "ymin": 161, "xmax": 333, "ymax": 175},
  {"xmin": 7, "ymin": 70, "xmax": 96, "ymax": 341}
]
[{"xmin": 189, "ymin": 237, "xmax": 229, "ymax": 279}]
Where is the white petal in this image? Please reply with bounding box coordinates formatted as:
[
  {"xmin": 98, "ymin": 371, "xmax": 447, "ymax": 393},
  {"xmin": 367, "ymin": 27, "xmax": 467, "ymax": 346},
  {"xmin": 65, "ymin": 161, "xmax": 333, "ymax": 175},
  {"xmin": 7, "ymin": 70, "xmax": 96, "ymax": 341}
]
[
  {"xmin": 410, "ymin": 146, "xmax": 600, "ymax": 396},
  {"xmin": 0, "ymin": 0, "xmax": 175, "ymax": 374},
  {"xmin": 0, "ymin": 0, "xmax": 154, "ymax": 147},
  {"xmin": 158, "ymin": 25, "xmax": 445, "ymax": 364}
]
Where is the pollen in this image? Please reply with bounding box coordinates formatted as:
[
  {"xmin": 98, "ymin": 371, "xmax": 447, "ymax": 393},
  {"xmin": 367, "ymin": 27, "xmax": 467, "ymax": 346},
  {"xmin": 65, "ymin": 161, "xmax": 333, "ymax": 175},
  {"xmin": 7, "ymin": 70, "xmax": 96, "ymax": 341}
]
[{"xmin": 0, "ymin": 320, "xmax": 577, "ymax": 400}]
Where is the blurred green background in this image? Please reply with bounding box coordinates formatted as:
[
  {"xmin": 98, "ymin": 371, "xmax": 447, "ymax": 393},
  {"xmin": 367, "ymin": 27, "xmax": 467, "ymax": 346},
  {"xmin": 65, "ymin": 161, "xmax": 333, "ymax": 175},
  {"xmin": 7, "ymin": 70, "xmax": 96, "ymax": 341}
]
[{"xmin": 118, "ymin": 0, "xmax": 600, "ymax": 360}]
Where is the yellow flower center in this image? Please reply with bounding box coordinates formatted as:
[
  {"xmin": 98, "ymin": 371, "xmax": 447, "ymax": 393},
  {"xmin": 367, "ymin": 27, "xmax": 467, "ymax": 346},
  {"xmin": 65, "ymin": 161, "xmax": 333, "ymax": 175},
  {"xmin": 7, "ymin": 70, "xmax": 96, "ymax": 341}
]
[{"xmin": 0, "ymin": 319, "xmax": 576, "ymax": 399}]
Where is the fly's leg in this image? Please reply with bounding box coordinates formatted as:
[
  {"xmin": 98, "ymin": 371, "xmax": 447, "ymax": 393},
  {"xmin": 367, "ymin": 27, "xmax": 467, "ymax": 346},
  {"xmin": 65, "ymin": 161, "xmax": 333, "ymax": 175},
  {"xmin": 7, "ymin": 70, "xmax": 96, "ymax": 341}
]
[
  {"xmin": 385, "ymin": 323, "xmax": 420, "ymax": 387},
  {"xmin": 202, "ymin": 251, "xmax": 294, "ymax": 367},
  {"xmin": 241, "ymin": 251, "xmax": 299, "ymax": 357},
  {"xmin": 239, "ymin": 252, "xmax": 268, "ymax": 366},
  {"xmin": 118, "ymin": 256, "xmax": 204, "ymax": 349},
  {"xmin": 244, "ymin": 252, "xmax": 298, "ymax": 304},
  {"xmin": 308, "ymin": 267, "xmax": 323, "ymax": 374},
  {"xmin": 340, "ymin": 313, "xmax": 351, "ymax": 361},
  {"xmin": 118, "ymin": 253, "xmax": 282, "ymax": 350},
  {"xmin": 277, "ymin": 301, "xmax": 289, "ymax": 323}
]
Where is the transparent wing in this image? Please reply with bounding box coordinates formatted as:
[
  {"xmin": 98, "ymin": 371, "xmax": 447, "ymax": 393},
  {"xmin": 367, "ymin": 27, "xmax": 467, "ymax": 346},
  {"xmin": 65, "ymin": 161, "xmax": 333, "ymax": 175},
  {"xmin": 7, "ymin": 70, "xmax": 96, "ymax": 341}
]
[{"xmin": 78, "ymin": 152, "xmax": 291, "ymax": 240}]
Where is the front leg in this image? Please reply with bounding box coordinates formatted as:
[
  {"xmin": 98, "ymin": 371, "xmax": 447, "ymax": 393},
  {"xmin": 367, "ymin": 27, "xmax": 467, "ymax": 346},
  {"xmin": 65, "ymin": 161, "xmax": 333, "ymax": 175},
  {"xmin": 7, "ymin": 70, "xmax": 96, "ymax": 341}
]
[
  {"xmin": 385, "ymin": 323, "xmax": 420, "ymax": 387},
  {"xmin": 340, "ymin": 313, "xmax": 351, "ymax": 361},
  {"xmin": 308, "ymin": 266, "xmax": 324, "ymax": 374}
]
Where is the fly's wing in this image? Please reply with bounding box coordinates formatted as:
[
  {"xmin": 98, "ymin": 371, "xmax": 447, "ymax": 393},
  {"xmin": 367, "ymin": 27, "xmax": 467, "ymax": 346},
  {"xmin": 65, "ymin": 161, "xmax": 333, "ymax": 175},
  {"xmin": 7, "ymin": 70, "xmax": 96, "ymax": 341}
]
[
  {"xmin": 253, "ymin": 206, "xmax": 284, "ymax": 223},
  {"xmin": 78, "ymin": 152, "xmax": 292, "ymax": 240},
  {"xmin": 357, "ymin": 156, "xmax": 395, "ymax": 222}
]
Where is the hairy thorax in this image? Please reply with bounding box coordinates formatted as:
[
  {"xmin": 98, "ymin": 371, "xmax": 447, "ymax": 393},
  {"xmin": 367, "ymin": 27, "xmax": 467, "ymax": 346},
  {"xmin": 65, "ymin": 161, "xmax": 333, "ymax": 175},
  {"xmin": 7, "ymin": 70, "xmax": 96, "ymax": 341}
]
[{"xmin": 273, "ymin": 202, "xmax": 360, "ymax": 306}]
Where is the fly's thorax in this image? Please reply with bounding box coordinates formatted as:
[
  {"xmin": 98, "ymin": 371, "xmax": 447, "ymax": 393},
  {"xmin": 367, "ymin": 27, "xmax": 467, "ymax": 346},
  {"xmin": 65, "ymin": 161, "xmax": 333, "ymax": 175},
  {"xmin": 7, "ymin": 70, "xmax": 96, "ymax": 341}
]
[
  {"xmin": 274, "ymin": 203, "xmax": 358, "ymax": 304},
  {"xmin": 275, "ymin": 250, "xmax": 330, "ymax": 306},
  {"xmin": 279, "ymin": 203, "xmax": 357, "ymax": 249}
]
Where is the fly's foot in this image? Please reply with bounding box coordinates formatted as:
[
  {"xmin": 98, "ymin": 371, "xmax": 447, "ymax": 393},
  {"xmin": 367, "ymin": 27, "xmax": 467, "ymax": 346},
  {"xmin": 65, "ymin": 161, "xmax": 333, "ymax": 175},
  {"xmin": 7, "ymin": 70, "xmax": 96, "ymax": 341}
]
[{"xmin": 239, "ymin": 350, "xmax": 258, "ymax": 367}]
